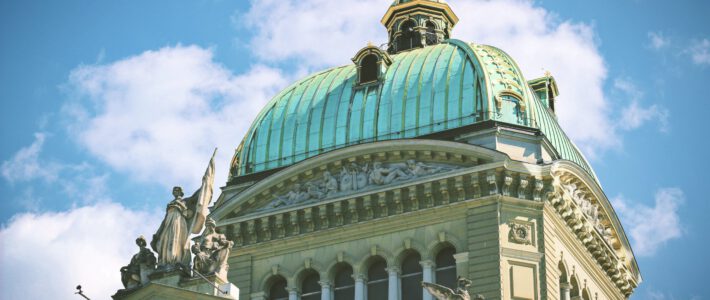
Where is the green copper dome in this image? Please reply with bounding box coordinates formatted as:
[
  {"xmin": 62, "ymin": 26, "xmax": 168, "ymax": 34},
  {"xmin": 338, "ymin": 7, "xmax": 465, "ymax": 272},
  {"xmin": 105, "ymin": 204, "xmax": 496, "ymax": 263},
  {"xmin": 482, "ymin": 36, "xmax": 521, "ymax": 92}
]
[{"xmin": 231, "ymin": 40, "xmax": 596, "ymax": 182}]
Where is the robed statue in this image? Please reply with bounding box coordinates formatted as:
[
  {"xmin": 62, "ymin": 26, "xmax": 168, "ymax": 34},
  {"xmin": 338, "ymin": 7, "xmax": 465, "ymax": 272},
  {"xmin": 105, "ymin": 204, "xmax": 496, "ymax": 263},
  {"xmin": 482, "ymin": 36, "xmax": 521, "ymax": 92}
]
[
  {"xmin": 191, "ymin": 217, "xmax": 233, "ymax": 280},
  {"xmin": 151, "ymin": 149, "xmax": 217, "ymax": 271},
  {"xmin": 119, "ymin": 236, "xmax": 156, "ymax": 289},
  {"xmin": 422, "ymin": 276, "xmax": 484, "ymax": 300}
]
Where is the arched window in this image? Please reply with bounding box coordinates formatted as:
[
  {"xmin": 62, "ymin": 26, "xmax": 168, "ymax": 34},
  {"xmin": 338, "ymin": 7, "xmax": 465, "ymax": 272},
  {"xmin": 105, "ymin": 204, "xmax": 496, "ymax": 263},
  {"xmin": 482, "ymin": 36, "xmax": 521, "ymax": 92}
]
[
  {"xmin": 360, "ymin": 54, "xmax": 379, "ymax": 84},
  {"xmin": 425, "ymin": 21, "xmax": 438, "ymax": 45},
  {"xmin": 367, "ymin": 257, "xmax": 388, "ymax": 300},
  {"xmin": 401, "ymin": 251, "xmax": 423, "ymax": 300},
  {"xmin": 333, "ymin": 263, "xmax": 355, "ymax": 300},
  {"xmin": 558, "ymin": 262, "xmax": 569, "ymax": 300},
  {"xmin": 582, "ymin": 289, "xmax": 591, "ymax": 300},
  {"xmin": 570, "ymin": 276, "xmax": 580, "ymax": 298},
  {"xmin": 397, "ymin": 20, "xmax": 421, "ymax": 52},
  {"xmin": 435, "ymin": 247, "xmax": 457, "ymax": 289},
  {"xmin": 301, "ymin": 271, "xmax": 321, "ymax": 300},
  {"xmin": 268, "ymin": 276, "xmax": 288, "ymax": 300}
]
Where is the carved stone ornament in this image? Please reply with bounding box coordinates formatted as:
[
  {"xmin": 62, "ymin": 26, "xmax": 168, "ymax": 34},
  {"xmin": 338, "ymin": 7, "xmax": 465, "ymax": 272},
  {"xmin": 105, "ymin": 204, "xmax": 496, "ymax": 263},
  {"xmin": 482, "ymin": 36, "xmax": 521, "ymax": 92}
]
[
  {"xmin": 422, "ymin": 276, "xmax": 484, "ymax": 300},
  {"xmin": 191, "ymin": 218, "xmax": 234, "ymax": 280},
  {"xmin": 260, "ymin": 159, "xmax": 459, "ymax": 211},
  {"xmin": 508, "ymin": 222, "xmax": 532, "ymax": 245},
  {"xmin": 119, "ymin": 236, "xmax": 157, "ymax": 290}
]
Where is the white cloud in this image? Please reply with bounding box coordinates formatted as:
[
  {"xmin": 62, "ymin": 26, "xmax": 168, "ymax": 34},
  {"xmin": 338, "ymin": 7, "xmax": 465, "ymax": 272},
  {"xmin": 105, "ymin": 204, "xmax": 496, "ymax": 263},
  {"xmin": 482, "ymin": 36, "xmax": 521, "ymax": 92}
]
[
  {"xmin": 240, "ymin": 0, "xmax": 387, "ymax": 70},
  {"xmin": 0, "ymin": 202, "xmax": 161, "ymax": 300},
  {"xmin": 241, "ymin": 0, "xmax": 631, "ymax": 158},
  {"xmin": 1, "ymin": 132, "xmax": 60, "ymax": 184},
  {"xmin": 648, "ymin": 32, "xmax": 670, "ymax": 50},
  {"xmin": 64, "ymin": 45, "xmax": 289, "ymax": 189},
  {"xmin": 614, "ymin": 78, "xmax": 669, "ymax": 132},
  {"xmin": 612, "ymin": 188, "xmax": 684, "ymax": 256},
  {"xmin": 689, "ymin": 38, "xmax": 710, "ymax": 65}
]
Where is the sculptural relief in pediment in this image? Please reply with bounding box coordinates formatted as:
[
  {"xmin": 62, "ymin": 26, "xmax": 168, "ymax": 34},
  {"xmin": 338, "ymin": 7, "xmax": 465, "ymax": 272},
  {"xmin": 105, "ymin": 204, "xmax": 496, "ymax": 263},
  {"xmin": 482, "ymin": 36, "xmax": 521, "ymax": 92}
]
[{"xmin": 257, "ymin": 159, "xmax": 462, "ymax": 213}]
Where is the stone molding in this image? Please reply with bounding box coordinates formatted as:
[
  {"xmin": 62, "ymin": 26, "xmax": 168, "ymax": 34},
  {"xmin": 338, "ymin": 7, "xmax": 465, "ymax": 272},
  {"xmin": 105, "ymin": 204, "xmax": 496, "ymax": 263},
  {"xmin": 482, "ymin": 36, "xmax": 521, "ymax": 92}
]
[{"xmin": 546, "ymin": 164, "xmax": 638, "ymax": 297}]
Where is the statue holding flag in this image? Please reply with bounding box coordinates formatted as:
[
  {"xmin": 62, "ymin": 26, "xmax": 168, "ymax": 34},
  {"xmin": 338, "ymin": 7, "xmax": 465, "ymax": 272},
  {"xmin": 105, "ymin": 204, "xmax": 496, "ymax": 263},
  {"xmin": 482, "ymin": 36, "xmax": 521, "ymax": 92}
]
[{"xmin": 151, "ymin": 149, "xmax": 217, "ymax": 272}]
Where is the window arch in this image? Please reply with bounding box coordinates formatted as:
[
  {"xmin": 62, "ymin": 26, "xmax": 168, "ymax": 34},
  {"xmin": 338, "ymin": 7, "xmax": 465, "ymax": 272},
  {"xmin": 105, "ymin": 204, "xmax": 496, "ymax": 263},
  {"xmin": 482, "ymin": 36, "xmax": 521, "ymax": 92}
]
[
  {"xmin": 400, "ymin": 251, "xmax": 423, "ymax": 300},
  {"xmin": 558, "ymin": 261, "xmax": 569, "ymax": 300},
  {"xmin": 367, "ymin": 257, "xmax": 388, "ymax": 300},
  {"xmin": 333, "ymin": 263, "xmax": 355, "ymax": 300},
  {"xmin": 570, "ymin": 276, "xmax": 580, "ymax": 298},
  {"xmin": 425, "ymin": 21, "xmax": 438, "ymax": 45},
  {"xmin": 301, "ymin": 270, "xmax": 321, "ymax": 300},
  {"xmin": 359, "ymin": 54, "xmax": 379, "ymax": 84},
  {"xmin": 397, "ymin": 19, "xmax": 421, "ymax": 52},
  {"xmin": 582, "ymin": 288, "xmax": 591, "ymax": 300},
  {"xmin": 435, "ymin": 246, "xmax": 457, "ymax": 289},
  {"xmin": 267, "ymin": 275, "xmax": 288, "ymax": 300}
]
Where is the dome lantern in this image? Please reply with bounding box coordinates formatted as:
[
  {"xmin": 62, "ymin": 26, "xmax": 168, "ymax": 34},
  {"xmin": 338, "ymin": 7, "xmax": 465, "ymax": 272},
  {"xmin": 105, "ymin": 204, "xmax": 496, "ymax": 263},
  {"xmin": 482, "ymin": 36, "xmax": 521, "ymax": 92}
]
[{"xmin": 381, "ymin": 0, "xmax": 459, "ymax": 54}]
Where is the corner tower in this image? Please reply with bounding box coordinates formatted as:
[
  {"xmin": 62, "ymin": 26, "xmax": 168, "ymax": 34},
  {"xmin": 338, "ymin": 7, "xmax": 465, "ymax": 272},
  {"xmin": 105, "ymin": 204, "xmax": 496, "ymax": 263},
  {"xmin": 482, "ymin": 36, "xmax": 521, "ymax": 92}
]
[{"xmin": 382, "ymin": 0, "xmax": 459, "ymax": 53}]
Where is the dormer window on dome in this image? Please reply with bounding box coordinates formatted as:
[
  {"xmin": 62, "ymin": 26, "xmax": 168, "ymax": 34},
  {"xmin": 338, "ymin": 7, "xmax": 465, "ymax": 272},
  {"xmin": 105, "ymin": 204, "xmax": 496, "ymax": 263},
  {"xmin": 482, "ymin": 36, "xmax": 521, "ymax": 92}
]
[
  {"xmin": 381, "ymin": 0, "xmax": 458, "ymax": 54},
  {"xmin": 352, "ymin": 44, "xmax": 393, "ymax": 85}
]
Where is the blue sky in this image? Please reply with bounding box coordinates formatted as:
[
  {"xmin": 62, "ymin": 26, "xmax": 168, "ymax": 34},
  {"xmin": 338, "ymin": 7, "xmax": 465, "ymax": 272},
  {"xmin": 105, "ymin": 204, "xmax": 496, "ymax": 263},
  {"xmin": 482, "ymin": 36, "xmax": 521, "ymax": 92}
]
[{"xmin": 1, "ymin": 0, "xmax": 708, "ymax": 299}]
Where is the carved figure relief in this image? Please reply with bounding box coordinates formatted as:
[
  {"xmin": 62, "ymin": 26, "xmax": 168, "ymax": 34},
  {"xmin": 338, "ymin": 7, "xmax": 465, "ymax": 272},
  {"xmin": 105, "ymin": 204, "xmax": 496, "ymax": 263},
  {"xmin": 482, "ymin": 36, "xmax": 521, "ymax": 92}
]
[{"xmin": 259, "ymin": 160, "xmax": 459, "ymax": 211}]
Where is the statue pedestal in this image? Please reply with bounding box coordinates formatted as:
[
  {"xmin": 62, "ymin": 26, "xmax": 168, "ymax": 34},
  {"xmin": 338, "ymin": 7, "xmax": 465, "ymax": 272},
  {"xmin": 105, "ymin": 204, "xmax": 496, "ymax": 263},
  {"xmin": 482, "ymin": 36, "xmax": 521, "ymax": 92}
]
[{"xmin": 113, "ymin": 270, "xmax": 239, "ymax": 300}]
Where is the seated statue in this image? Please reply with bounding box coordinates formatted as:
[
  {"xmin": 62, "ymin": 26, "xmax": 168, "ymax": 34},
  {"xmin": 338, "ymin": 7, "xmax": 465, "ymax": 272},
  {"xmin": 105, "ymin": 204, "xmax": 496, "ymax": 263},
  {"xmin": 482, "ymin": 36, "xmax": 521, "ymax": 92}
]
[
  {"xmin": 422, "ymin": 276, "xmax": 484, "ymax": 300},
  {"xmin": 192, "ymin": 218, "xmax": 234, "ymax": 280},
  {"xmin": 120, "ymin": 236, "xmax": 156, "ymax": 289}
]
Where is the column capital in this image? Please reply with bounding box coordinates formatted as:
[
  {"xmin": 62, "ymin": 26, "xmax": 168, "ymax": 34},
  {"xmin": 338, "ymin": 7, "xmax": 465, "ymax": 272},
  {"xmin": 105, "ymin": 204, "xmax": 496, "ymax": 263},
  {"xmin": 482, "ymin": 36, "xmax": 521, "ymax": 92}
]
[
  {"xmin": 352, "ymin": 273, "xmax": 368, "ymax": 282},
  {"xmin": 286, "ymin": 286, "xmax": 300, "ymax": 294},
  {"xmin": 560, "ymin": 282, "xmax": 572, "ymax": 290},
  {"xmin": 385, "ymin": 266, "xmax": 401, "ymax": 274},
  {"xmin": 453, "ymin": 252, "xmax": 469, "ymax": 263},
  {"xmin": 318, "ymin": 280, "xmax": 332, "ymax": 288},
  {"xmin": 419, "ymin": 259, "xmax": 436, "ymax": 268}
]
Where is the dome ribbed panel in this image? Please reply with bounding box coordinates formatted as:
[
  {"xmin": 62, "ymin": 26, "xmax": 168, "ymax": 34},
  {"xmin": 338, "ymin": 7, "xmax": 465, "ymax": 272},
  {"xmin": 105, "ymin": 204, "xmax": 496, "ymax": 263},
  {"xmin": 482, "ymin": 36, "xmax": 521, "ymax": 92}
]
[{"xmin": 237, "ymin": 42, "xmax": 487, "ymax": 176}]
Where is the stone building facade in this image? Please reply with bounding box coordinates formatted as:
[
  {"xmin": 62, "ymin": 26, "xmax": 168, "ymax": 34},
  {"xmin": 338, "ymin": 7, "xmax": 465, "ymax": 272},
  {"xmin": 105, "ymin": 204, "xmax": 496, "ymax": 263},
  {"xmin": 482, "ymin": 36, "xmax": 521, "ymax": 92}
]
[{"xmin": 209, "ymin": 1, "xmax": 642, "ymax": 299}]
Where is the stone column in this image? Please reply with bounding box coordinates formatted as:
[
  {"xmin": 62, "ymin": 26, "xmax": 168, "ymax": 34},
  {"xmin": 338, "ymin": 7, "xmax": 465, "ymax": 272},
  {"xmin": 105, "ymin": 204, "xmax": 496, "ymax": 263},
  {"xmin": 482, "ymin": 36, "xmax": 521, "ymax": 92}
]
[
  {"xmin": 386, "ymin": 266, "xmax": 400, "ymax": 300},
  {"xmin": 287, "ymin": 287, "xmax": 299, "ymax": 300},
  {"xmin": 420, "ymin": 260, "xmax": 435, "ymax": 300},
  {"xmin": 560, "ymin": 282, "xmax": 571, "ymax": 300},
  {"xmin": 319, "ymin": 280, "xmax": 332, "ymax": 300},
  {"xmin": 353, "ymin": 273, "xmax": 367, "ymax": 300}
]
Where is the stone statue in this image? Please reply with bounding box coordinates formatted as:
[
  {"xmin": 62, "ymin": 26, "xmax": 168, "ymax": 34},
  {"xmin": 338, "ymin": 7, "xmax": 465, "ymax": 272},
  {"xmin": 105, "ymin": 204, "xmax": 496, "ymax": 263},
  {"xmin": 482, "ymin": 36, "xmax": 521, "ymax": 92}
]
[
  {"xmin": 422, "ymin": 276, "xmax": 484, "ymax": 300},
  {"xmin": 191, "ymin": 218, "xmax": 234, "ymax": 280},
  {"xmin": 340, "ymin": 165, "xmax": 355, "ymax": 192},
  {"xmin": 120, "ymin": 236, "xmax": 156, "ymax": 289},
  {"xmin": 369, "ymin": 161, "xmax": 408, "ymax": 185},
  {"xmin": 151, "ymin": 150, "xmax": 216, "ymax": 271}
]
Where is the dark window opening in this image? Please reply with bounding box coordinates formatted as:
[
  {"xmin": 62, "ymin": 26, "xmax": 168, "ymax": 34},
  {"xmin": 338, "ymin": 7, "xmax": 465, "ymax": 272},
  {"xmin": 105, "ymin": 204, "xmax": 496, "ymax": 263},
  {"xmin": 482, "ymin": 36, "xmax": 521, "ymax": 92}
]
[
  {"xmin": 425, "ymin": 21, "xmax": 438, "ymax": 45},
  {"xmin": 435, "ymin": 247, "xmax": 457, "ymax": 290},
  {"xmin": 401, "ymin": 252, "xmax": 423, "ymax": 300},
  {"xmin": 301, "ymin": 271, "xmax": 321, "ymax": 300},
  {"xmin": 268, "ymin": 276, "xmax": 288, "ymax": 300},
  {"xmin": 397, "ymin": 20, "xmax": 421, "ymax": 52},
  {"xmin": 360, "ymin": 54, "xmax": 379, "ymax": 84},
  {"xmin": 334, "ymin": 264, "xmax": 355, "ymax": 300},
  {"xmin": 367, "ymin": 257, "xmax": 388, "ymax": 300}
]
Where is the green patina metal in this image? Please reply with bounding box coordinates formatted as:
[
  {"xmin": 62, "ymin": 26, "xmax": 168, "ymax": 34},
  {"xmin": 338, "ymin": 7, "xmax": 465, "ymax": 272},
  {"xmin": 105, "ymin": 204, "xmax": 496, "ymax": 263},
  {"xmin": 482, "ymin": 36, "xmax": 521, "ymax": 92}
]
[{"xmin": 234, "ymin": 39, "xmax": 597, "ymax": 183}]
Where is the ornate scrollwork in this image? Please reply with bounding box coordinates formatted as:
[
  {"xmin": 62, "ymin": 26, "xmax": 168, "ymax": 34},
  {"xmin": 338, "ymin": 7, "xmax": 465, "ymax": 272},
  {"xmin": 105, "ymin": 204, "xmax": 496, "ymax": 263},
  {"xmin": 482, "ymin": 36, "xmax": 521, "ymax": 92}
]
[{"xmin": 508, "ymin": 222, "xmax": 532, "ymax": 245}]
